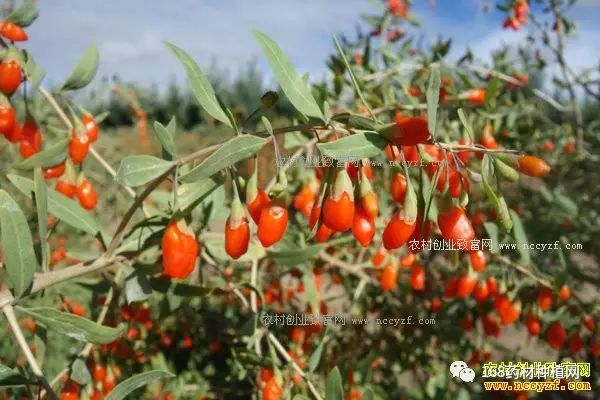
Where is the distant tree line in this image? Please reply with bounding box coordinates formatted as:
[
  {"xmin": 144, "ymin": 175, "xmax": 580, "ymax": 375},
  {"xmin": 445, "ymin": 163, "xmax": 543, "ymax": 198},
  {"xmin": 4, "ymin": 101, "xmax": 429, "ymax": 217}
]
[{"xmin": 80, "ymin": 60, "xmax": 297, "ymax": 130}]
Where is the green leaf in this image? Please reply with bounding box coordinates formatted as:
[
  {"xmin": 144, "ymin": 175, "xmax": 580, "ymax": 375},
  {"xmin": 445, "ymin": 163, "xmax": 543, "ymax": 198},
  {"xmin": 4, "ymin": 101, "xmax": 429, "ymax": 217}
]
[
  {"xmin": 426, "ymin": 67, "xmax": 441, "ymax": 138},
  {"xmin": 34, "ymin": 168, "xmax": 48, "ymax": 271},
  {"xmin": 71, "ymin": 358, "xmax": 91, "ymax": 385},
  {"xmin": 116, "ymin": 156, "xmax": 174, "ymax": 187},
  {"xmin": 456, "ymin": 108, "xmax": 474, "ymax": 141},
  {"xmin": 203, "ymin": 237, "xmax": 266, "ymax": 262},
  {"xmin": 329, "ymin": 113, "xmax": 379, "ymax": 131},
  {"xmin": 483, "ymin": 222, "xmax": 500, "ymax": 254},
  {"xmin": 253, "ymin": 30, "xmax": 324, "ymax": 120},
  {"xmin": 303, "ymin": 266, "xmax": 320, "ymax": 317},
  {"xmin": 7, "ymin": 1, "xmax": 38, "ymax": 26},
  {"xmin": 166, "ymin": 42, "xmax": 232, "ymax": 127},
  {"xmin": 180, "ymin": 135, "xmax": 266, "ymax": 183},
  {"xmin": 493, "ymin": 158, "xmax": 519, "ymax": 182},
  {"xmin": 325, "ymin": 367, "xmax": 344, "ymax": 400},
  {"xmin": 0, "ymin": 364, "xmax": 30, "ymax": 387},
  {"xmin": 61, "ymin": 44, "xmax": 99, "ymax": 90},
  {"xmin": 17, "ymin": 307, "xmax": 125, "ymax": 344},
  {"xmin": 496, "ymin": 196, "xmax": 513, "ymax": 232},
  {"xmin": 115, "ymin": 220, "xmax": 163, "ymax": 254},
  {"xmin": 13, "ymin": 137, "xmax": 69, "ymax": 170},
  {"xmin": 0, "ymin": 190, "xmax": 36, "ymax": 297},
  {"xmin": 24, "ymin": 53, "xmax": 45, "ymax": 88},
  {"xmin": 362, "ymin": 388, "xmax": 374, "ymax": 400},
  {"xmin": 553, "ymin": 190, "xmax": 578, "ymax": 216},
  {"xmin": 105, "ymin": 370, "xmax": 175, "ymax": 400},
  {"xmin": 153, "ymin": 120, "xmax": 176, "ymax": 158},
  {"xmin": 486, "ymin": 76, "xmax": 500, "ymax": 108},
  {"xmin": 308, "ymin": 336, "xmax": 325, "ymax": 373},
  {"xmin": 8, "ymin": 174, "xmax": 99, "ymax": 235},
  {"xmin": 510, "ymin": 209, "xmax": 530, "ymax": 265},
  {"xmin": 174, "ymin": 176, "xmax": 222, "ymax": 211},
  {"xmin": 267, "ymin": 244, "xmax": 323, "ymax": 266},
  {"xmin": 283, "ymin": 131, "xmax": 309, "ymax": 149},
  {"xmin": 317, "ymin": 132, "xmax": 386, "ymax": 160},
  {"xmin": 332, "ymin": 34, "xmax": 374, "ymax": 120}
]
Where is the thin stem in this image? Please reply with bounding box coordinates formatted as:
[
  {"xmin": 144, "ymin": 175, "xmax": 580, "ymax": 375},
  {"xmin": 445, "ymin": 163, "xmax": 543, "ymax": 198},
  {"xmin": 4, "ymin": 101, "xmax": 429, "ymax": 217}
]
[
  {"xmin": 2, "ymin": 304, "xmax": 58, "ymax": 400},
  {"xmin": 548, "ymin": 0, "xmax": 585, "ymax": 152},
  {"xmin": 267, "ymin": 332, "xmax": 323, "ymax": 400},
  {"xmin": 250, "ymin": 259, "xmax": 262, "ymax": 357},
  {"xmin": 105, "ymin": 168, "xmax": 174, "ymax": 257}
]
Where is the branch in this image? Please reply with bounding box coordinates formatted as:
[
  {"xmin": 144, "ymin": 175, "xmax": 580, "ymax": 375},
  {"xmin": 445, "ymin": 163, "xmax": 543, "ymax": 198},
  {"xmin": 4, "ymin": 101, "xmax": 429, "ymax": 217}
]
[
  {"xmin": 267, "ymin": 332, "xmax": 323, "ymax": 400},
  {"xmin": 532, "ymin": 4, "xmax": 584, "ymax": 151},
  {"xmin": 2, "ymin": 304, "xmax": 58, "ymax": 400},
  {"xmin": 319, "ymin": 251, "xmax": 374, "ymax": 283}
]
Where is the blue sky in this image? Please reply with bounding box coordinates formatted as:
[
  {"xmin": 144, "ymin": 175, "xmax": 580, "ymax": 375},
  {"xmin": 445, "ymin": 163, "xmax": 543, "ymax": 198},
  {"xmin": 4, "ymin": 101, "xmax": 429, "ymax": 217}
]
[{"xmin": 24, "ymin": 0, "xmax": 600, "ymax": 89}]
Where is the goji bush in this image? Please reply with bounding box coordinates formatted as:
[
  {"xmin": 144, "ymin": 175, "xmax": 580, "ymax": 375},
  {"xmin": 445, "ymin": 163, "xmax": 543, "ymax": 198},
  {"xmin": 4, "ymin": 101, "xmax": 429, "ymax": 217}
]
[{"xmin": 0, "ymin": 1, "xmax": 598, "ymax": 400}]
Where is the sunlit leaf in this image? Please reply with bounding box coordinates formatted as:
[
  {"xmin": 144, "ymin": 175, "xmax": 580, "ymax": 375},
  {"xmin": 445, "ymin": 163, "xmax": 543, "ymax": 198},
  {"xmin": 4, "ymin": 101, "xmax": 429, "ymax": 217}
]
[
  {"xmin": 166, "ymin": 42, "xmax": 232, "ymax": 127},
  {"xmin": 0, "ymin": 190, "xmax": 36, "ymax": 297},
  {"xmin": 180, "ymin": 135, "xmax": 266, "ymax": 183},
  {"xmin": 18, "ymin": 307, "xmax": 125, "ymax": 344},
  {"xmin": 105, "ymin": 370, "xmax": 175, "ymax": 400},
  {"xmin": 116, "ymin": 155, "xmax": 174, "ymax": 187},
  {"xmin": 61, "ymin": 44, "xmax": 99, "ymax": 90},
  {"xmin": 253, "ymin": 30, "xmax": 324, "ymax": 120}
]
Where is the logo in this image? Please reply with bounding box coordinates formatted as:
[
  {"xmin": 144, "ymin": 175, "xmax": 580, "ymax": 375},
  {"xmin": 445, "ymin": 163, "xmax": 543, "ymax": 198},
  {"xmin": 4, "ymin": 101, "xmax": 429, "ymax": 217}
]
[{"xmin": 450, "ymin": 360, "xmax": 476, "ymax": 383}]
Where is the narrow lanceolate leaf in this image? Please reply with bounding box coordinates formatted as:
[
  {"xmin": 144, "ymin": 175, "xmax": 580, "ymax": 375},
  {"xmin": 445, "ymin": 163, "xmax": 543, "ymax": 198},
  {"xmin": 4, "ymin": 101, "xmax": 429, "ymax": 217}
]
[
  {"xmin": 116, "ymin": 156, "xmax": 174, "ymax": 187},
  {"xmin": 34, "ymin": 169, "xmax": 49, "ymax": 271},
  {"xmin": 483, "ymin": 222, "xmax": 500, "ymax": 254},
  {"xmin": 510, "ymin": 209, "xmax": 530, "ymax": 265},
  {"xmin": 17, "ymin": 307, "xmax": 125, "ymax": 344},
  {"xmin": 0, "ymin": 190, "xmax": 36, "ymax": 298},
  {"xmin": 14, "ymin": 137, "xmax": 69, "ymax": 170},
  {"xmin": 426, "ymin": 67, "xmax": 441, "ymax": 138},
  {"xmin": 153, "ymin": 120, "xmax": 176, "ymax": 158},
  {"xmin": 0, "ymin": 364, "xmax": 31, "ymax": 387},
  {"xmin": 308, "ymin": 338, "xmax": 325, "ymax": 373},
  {"xmin": 303, "ymin": 267, "xmax": 320, "ymax": 317},
  {"xmin": 267, "ymin": 244, "xmax": 323, "ymax": 266},
  {"xmin": 175, "ymin": 176, "xmax": 222, "ymax": 211},
  {"xmin": 457, "ymin": 108, "xmax": 474, "ymax": 141},
  {"xmin": 180, "ymin": 135, "xmax": 267, "ymax": 183},
  {"xmin": 253, "ymin": 30, "xmax": 324, "ymax": 120},
  {"xmin": 166, "ymin": 42, "xmax": 232, "ymax": 127},
  {"xmin": 61, "ymin": 44, "xmax": 99, "ymax": 91},
  {"xmin": 7, "ymin": 2, "xmax": 38, "ymax": 27},
  {"xmin": 105, "ymin": 370, "xmax": 175, "ymax": 400},
  {"xmin": 24, "ymin": 53, "xmax": 45, "ymax": 88},
  {"xmin": 8, "ymin": 174, "xmax": 99, "ymax": 235},
  {"xmin": 317, "ymin": 132, "xmax": 386, "ymax": 160},
  {"xmin": 325, "ymin": 367, "xmax": 344, "ymax": 400},
  {"xmin": 332, "ymin": 34, "xmax": 375, "ymax": 120}
]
